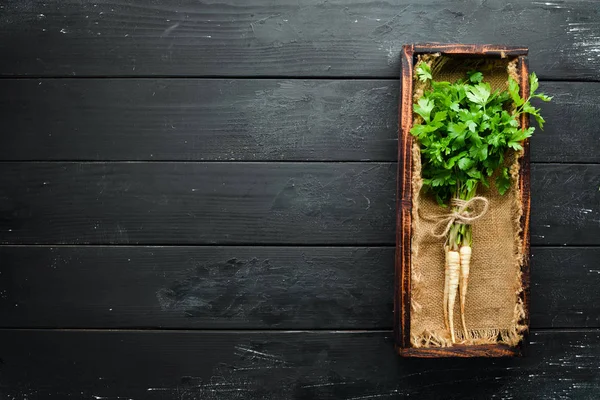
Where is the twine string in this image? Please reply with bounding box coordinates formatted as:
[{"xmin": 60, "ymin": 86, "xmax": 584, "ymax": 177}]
[{"xmin": 425, "ymin": 196, "xmax": 490, "ymax": 238}]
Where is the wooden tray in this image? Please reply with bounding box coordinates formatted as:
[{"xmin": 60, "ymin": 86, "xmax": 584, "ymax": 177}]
[{"xmin": 395, "ymin": 44, "xmax": 531, "ymax": 357}]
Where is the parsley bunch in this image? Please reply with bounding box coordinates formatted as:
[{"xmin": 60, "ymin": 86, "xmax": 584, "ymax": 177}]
[{"xmin": 411, "ymin": 62, "xmax": 550, "ymax": 247}]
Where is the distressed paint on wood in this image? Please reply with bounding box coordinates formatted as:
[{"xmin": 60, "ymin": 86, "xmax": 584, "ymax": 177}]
[
  {"xmin": 0, "ymin": 79, "xmax": 596, "ymax": 162},
  {"xmin": 0, "ymin": 246, "xmax": 597, "ymax": 329},
  {"xmin": 413, "ymin": 43, "xmax": 528, "ymax": 56},
  {"xmin": 0, "ymin": 163, "xmax": 597, "ymax": 245},
  {"xmin": 0, "ymin": 162, "xmax": 396, "ymax": 245},
  {"xmin": 0, "ymin": 246, "xmax": 393, "ymax": 329},
  {"xmin": 2, "ymin": 1, "xmax": 600, "ymax": 80},
  {"xmin": 0, "ymin": 79, "xmax": 398, "ymax": 161},
  {"xmin": 530, "ymin": 163, "xmax": 600, "ymax": 246},
  {"xmin": 531, "ymin": 247, "xmax": 600, "ymax": 328},
  {"xmin": 0, "ymin": 329, "xmax": 599, "ymax": 399},
  {"xmin": 399, "ymin": 343, "xmax": 519, "ymax": 358},
  {"xmin": 396, "ymin": 44, "xmax": 414, "ymax": 349},
  {"xmin": 0, "ymin": 0, "xmax": 595, "ymax": 394}
]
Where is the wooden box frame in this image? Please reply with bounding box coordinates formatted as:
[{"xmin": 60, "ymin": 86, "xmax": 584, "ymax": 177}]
[{"xmin": 395, "ymin": 44, "xmax": 531, "ymax": 357}]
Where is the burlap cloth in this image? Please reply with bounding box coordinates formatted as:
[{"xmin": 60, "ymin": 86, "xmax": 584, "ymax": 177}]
[{"xmin": 410, "ymin": 55, "xmax": 527, "ymax": 347}]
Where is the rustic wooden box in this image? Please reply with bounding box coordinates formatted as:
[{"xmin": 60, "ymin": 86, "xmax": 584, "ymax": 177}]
[{"xmin": 395, "ymin": 44, "xmax": 531, "ymax": 357}]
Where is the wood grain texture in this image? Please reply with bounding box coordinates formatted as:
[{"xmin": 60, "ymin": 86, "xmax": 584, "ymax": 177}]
[
  {"xmin": 412, "ymin": 44, "xmax": 528, "ymax": 56},
  {"xmin": 0, "ymin": 329, "xmax": 599, "ymax": 399},
  {"xmin": 0, "ymin": 79, "xmax": 596, "ymax": 162},
  {"xmin": 530, "ymin": 163, "xmax": 600, "ymax": 246},
  {"xmin": 531, "ymin": 247, "xmax": 600, "ymax": 328},
  {"xmin": 0, "ymin": 246, "xmax": 393, "ymax": 329},
  {"xmin": 0, "ymin": 163, "xmax": 597, "ymax": 245},
  {"xmin": 2, "ymin": 1, "xmax": 600, "ymax": 79},
  {"xmin": 0, "ymin": 162, "xmax": 396, "ymax": 245},
  {"xmin": 398, "ymin": 343, "xmax": 519, "ymax": 358},
  {"xmin": 0, "ymin": 79, "xmax": 398, "ymax": 161},
  {"xmin": 0, "ymin": 0, "xmax": 595, "ymax": 392},
  {"xmin": 0, "ymin": 78, "xmax": 592, "ymax": 163},
  {"xmin": 0, "ymin": 246, "xmax": 597, "ymax": 330},
  {"xmin": 530, "ymin": 82, "xmax": 600, "ymax": 163},
  {"xmin": 396, "ymin": 44, "xmax": 413, "ymax": 349}
]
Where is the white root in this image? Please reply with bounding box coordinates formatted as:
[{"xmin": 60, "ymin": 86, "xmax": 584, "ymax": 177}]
[
  {"xmin": 446, "ymin": 250, "xmax": 461, "ymax": 344},
  {"xmin": 443, "ymin": 246, "xmax": 450, "ymax": 331},
  {"xmin": 459, "ymin": 246, "xmax": 472, "ymax": 341}
]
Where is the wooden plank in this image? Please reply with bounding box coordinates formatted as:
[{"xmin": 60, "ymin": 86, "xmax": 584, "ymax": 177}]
[
  {"xmin": 1, "ymin": 1, "xmax": 600, "ymax": 80},
  {"xmin": 0, "ymin": 329, "xmax": 598, "ymax": 399},
  {"xmin": 399, "ymin": 343, "xmax": 519, "ymax": 358},
  {"xmin": 396, "ymin": 44, "xmax": 413, "ymax": 349},
  {"xmin": 0, "ymin": 79, "xmax": 398, "ymax": 162},
  {"xmin": 412, "ymin": 44, "xmax": 528, "ymax": 56},
  {"xmin": 530, "ymin": 82, "xmax": 600, "ymax": 163},
  {"xmin": 0, "ymin": 163, "xmax": 597, "ymax": 245},
  {"xmin": 0, "ymin": 79, "xmax": 596, "ymax": 162},
  {"xmin": 532, "ymin": 247, "xmax": 600, "ymax": 328},
  {"xmin": 0, "ymin": 246, "xmax": 597, "ymax": 329},
  {"xmin": 0, "ymin": 246, "xmax": 394, "ymax": 329},
  {"xmin": 0, "ymin": 162, "xmax": 396, "ymax": 245},
  {"xmin": 530, "ymin": 164, "xmax": 600, "ymax": 246}
]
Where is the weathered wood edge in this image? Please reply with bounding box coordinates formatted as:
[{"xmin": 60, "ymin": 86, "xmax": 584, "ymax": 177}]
[
  {"xmin": 413, "ymin": 43, "xmax": 528, "ymax": 57},
  {"xmin": 399, "ymin": 343, "xmax": 521, "ymax": 358},
  {"xmin": 396, "ymin": 44, "xmax": 414, "ymax": 350},
  {"xmin": 396, "ymin": 44, "xmax": 530, "ymax": 357}
]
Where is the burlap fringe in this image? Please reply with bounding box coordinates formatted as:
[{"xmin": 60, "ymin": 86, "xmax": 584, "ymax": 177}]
[
  {"xmin": 411, "ymin": 326, "xmax": 526, "ymax": 348},
  {"xmin": 507, "ymin": 59, "xmax": 528, "ymax": 347},
  {"xmin": 410, "ymin": 56, "xmax": 528, "ymax": 348}
]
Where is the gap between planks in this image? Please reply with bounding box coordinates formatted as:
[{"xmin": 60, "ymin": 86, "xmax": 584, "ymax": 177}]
[
  {"xmin": 0, "ymin": 76, "xmax": 599, "ymax": 83},
  {"xmin": 0, "ymin": 161, "xmax": 597, "ymax": 165},
  {"xmin": 0, "ymin": 328, "xmax": 594, "ymax": 334},
  {"xmin": 0, "ymin": 244, "xmax": 597, "ymax": 248}
]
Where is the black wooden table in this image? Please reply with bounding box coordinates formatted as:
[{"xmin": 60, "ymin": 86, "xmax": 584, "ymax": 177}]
[{"xmin": 0, "ymin": 1, "xmax": 599, "ymax": 398}]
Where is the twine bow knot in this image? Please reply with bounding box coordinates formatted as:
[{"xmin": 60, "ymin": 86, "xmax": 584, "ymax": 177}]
[{"xmin": 429, "ymin": 196, "xmax": 490, "ymax": 238}]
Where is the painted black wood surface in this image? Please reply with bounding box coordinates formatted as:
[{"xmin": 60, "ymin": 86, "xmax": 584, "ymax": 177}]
[
  {"xmin": 0, "ymin": 246, "xmax": 598, "ymax": 329},
  {"xmin": 0, "ymin": 163, "xmax": 597, "ymax": 245},
  {"xmin": 1, "ymin": 0, "xmax": 599, "ymax": 398},
  {"xmin": 1, "ymin": 80, "xmax": 598, "ymax": 162},
  {"xmin": 1, "ymin": 330, "xmax": 599, "ymax": 399},
  {"xmin": 2, "ymin": 0, "xmax": 600, "ymax": 80}
]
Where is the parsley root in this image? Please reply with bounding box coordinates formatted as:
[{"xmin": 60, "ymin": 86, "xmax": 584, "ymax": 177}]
[
  {"xmin": 443, "ymin": 246, "xmax": 450, "ymax": 332},
  {"xmin": 446, "ymin": 250, "xmax": 461, "ymax": 344},
  {"xmin": 459, "ymin": 245, "xmax": 472, "ymax": 340},
  {"xmin": 411, "ymin": 62, "xmax": 550, "ymax": 344}
]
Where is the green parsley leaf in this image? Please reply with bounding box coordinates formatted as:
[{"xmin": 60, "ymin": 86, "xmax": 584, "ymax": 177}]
[
  {"xmin": 409, "ymin": 68, "xmax": 549, "ymax": 205},
  {"xmin": 432, "ymin": 111, "xmax": 448, "ymax": 124},
  {"xmin": 508, "ymin": 78, "xmax": 524, "ymax": 107},
  {"xmin": 416, "ymin": 62, "xmax": 432, "ymax": 82},
  {"xmin": 496, "ymin": 167, "xmax": 512, "ymax": 195},
  {"xmin": 457, "ymin": 157, "xmax": 475, "ymax": 170},
  {"xmin": 467, "ymin": 70, "xmax": 484, "ymax": 83},
  {"xmin": 414, "ymin": 98, "xmax": 434, "ymax": 122},
  {"xmin": 466, "ymin": 83, "xmax": 491, "ymax": 106},
  {"xmin": 534, "ymin": 93, "xmax": 553, "ymax": 102},
  {"xmin": 507, "ymin": 141, "xmax": 523, "ymax": 150},
  {"xmin": 530, "ymin": 72, "xmax": 539, "ymax": 94},
  {"xmin": 511, "ymin": 127, "xmax": 535, "ymax": 142}
]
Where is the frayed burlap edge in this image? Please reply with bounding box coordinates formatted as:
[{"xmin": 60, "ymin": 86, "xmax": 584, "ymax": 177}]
[{"xmin": 410, "ymin": 55, "xmax": 528, "ymax": 348}]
